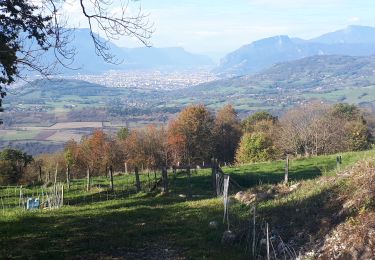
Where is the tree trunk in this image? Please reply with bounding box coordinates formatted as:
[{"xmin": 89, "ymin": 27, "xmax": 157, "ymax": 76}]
[
  {"xmin": 134, "ymin": 167, "xmax": 141, "ymax": 192},
  {"xmin": 86, "ymin": 168, "xmax": 91, "ymax": 192},
  {"xmin": 38, "ymin": 166, "xmax": 42, "ymax": 183},
  {"xmin": 109, "ymin": 165, "xmax": 114, "ymax": 191}
]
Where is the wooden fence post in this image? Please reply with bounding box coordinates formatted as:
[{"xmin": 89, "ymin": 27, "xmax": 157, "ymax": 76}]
[
  {"xmin": 336, "ymin": 155, "xmax": 342, "ymax": 170},
  {"xmin": 162, "ymin": 167, "xmax": 168, "ymax": 193},
  {"xmin": 211, "ymin": 158, "xmax": 217, "ymax": 196},
  {"xmin": 109, "ymin": 165, "xmax": 114, "ymax": 191},
  {"xmin": 54, "ymin": 163, "xmax": 58, "ymax": 186},
  {"xmin": 124, "ymin": 162, "xmax": 128, "ymax": 174},
  {"xmin": 66, "ymin": 166, "xmax": 70, "ymax": 189},
  {"xmin": 187, "ymin": 166, "xmax": 192, "ymax": 199},
  {"xmin": 147, "ymin": 171, "xmax": 151, "ymax": 190},
  {"xmin": 135, "ymin": 167, "xmax": 141, "ymax": 192},
  {"xmin": 86, "ymin": 168, "xmax": 91, "ymax": 192},
  {"xmin": 284, "ymin": 155, "xmax": 289, "ymax": 184}
]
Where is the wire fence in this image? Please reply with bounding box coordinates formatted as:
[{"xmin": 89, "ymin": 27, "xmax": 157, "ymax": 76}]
[{"xmin": 0, "ymin": 168, "xmax": 199, "ymax": 212}]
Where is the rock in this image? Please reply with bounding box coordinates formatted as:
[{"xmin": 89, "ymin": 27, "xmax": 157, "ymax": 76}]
[
  {"xmin": 289, "ymin": 183, "xmax": 301, "ymax": 192},
  {"xmin": 209, "ymin": 221, "xmax": 218, "ymax": 229},
  {"xmin": 255, "ymin": 192, "xmax": 269, "ymax": 201},
  {"xmin": 234, "ymin": 191, "xmax": 245, "ymax": 201},
  {"xmin": 221, "ymin": 230, "xmax": 236, "ymax": 245},
  {"xmin": 242, "ymin": 193, "xmax": 256, "ymax": 205}
]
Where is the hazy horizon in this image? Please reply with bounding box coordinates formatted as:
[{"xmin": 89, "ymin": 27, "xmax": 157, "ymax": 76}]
[{"xmin": 57, "ymin": 0, "xmax": 375, "ymax": 58}]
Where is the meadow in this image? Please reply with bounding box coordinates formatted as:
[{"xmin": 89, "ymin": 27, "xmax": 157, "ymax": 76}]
[{"xmin": 1, "ymin": 149, "xmax": 374, "ymax": 259}]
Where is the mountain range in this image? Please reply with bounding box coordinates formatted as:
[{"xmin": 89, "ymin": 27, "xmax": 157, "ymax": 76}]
[
  {"xmin": 37, "ymin": 25, "xmax": 375, "ymax": 77},
  {"xmin": 215, "ymin": 25, "xmax": 375, "ymax": 77},
  {"xmin": 41, "ymin": 28, "xmax": 214, "ymax": 75}
]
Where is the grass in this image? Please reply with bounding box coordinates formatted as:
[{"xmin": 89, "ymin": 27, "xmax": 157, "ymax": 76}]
[
  {"xmin": 1, "ymin": 149, "xmax": 374, "ymax": 259},
  {"xmin": 0, "ymin": 129, "xmax": 40, "ymax": 141},
  {"xmin": 224, "ymin": 149, "xmax": 375, "ymax": 186}
]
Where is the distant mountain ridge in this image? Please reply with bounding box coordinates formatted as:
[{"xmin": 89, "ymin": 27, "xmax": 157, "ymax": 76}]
[
  {"xmin": 41, "ymin": 28, "xmax": 213, "ymax": 75},
  {"xmin": 215, "ymin": 25, "xmax": 375, "ymax": 76}
]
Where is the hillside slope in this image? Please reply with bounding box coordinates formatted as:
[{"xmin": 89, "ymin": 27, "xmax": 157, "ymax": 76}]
[
  {"xmin": 173, "ymin": 55, "xmax": 375, "ymax": 113},
  {"xmin": 0, "ymin": 149, "xmax": 374, "ymax": 259}
]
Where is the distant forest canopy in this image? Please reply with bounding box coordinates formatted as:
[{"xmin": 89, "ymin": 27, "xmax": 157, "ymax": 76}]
[{"xmin": 0, "ymin": 102, "xmax": 373, "ymax": 186}]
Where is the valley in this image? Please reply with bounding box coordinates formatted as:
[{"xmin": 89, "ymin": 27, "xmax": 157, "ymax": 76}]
[{"xmin": 2, "ymin": 54, "xmax": 375, "ymax": 155}]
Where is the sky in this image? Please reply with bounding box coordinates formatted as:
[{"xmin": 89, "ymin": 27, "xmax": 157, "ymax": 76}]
[{"xmin": 61, "ymin": 0, "xmax": 375, "ymax": 59}]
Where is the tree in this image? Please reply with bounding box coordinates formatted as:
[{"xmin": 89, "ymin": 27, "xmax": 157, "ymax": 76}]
[
  {"xmin": 117, "ymin": 127, "xmax": 130, "ymax": 140},
  {"xmin": 277, "ymin": 102, "xmax": 372, "ymax": 156},
  {"xmin": 80, "ymin": 130, "xmax": 108, "ymax": 176},
  {"xmin": 235, "ymin": 132, "xmax": 276, "ymax": 164},
  {"xmin": 0, "ymin": 161, "xmax": 17, "ymax": 185},
  {"xmin": 213, "ymin": 104, "xmax": 242, "ymax": 163},
  {"xmin": 168, "ymin": 104, "xmax": 215, "ymax": 164},
  {"xmin": 242, "ymin": 111, "xmax": 277, "ymax": 133},
  {"xmin": 346, "ymin": 120, "xmax": 372, "ymax": 151},
  {"xmin": 125, "ymin": 125, "xmax": 167, "ymax": 170},
  {"xmin": 331, "ymin": 103, "xmax": 362, "ymax": 121},
  {"xmin": 0, "ymin": 148, "xmax": 33, "ymax": 184},
  {"xmin": 0, "ymin": 0, "xmax": 153, "ymax": 123},
  {"xmin": 167, "ymin": 119, "xmax": 187, "ymax": 165},
  {"xmin": 64, "ymin": 140, "xmax": 78, "ymax": 188}
]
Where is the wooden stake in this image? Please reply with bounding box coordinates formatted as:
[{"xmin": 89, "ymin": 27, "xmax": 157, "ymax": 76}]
[
  {"xmin": 211, "ymin": 158, "xmax": 217, "ymax": 195},
  {"xmin": 86, "ymin": 168, "xmax": 91, "ymax": 192},
  {"xmin": 162, "ymin": 167, "xmax": 168, "ymax": 193},
  {"xmin": 61, "ymin": 184, "xmax": 64, "ymax": 207},
  {"xmin": 54, "ymin": 163, "xmax": 58, "ymax": 185},
  {"xmin": 66, "ymin": 166, "xmax": 70, "ymax": 189},
  {"xmin": 284, "ymin": 155, "xmax": 289, "ymax": 184},
  {"xmin": 187, "ymin": 166, "xmax": 192, "ymax": 199},
  {"xmin": 135, "ymin": 167, "xmax": 141, "ymax": 192},
  {"xmin": 109, "ymin": 165, "xmax": 114, "ymax": 191},
  {"xmin": 266, "ymin": 223, "xmax": 270, "ymax": 260},
  {"xmin": 252, "ymin": 206, "xmax": 256, "ymax": 259}
]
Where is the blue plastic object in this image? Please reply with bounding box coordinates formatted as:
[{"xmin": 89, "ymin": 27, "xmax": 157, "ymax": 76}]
[{"xmin": 26, "ymin": 198, "xmax": 40, "ymax": 210}]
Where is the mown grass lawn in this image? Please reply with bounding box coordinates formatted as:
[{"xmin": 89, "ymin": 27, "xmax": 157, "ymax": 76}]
[{"xmin": 1, "ymin": 149, "xmax": 374, "ymax": 259}]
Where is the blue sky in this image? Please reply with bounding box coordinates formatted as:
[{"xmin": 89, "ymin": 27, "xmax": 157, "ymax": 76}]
[{"xmin": 63, "ymin": 0, "xmax": 375, "ymax": 58}]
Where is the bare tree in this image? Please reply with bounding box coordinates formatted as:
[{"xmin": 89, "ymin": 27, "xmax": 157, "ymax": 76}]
[{"xmin": 276, "ymin": 102, "xmax": 367, "ymax": 156}]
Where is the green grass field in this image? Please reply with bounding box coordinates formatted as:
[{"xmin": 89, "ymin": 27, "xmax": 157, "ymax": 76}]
[{"xmin": 1, "ymin": 149, "xmax": 374, "ymax": 259}]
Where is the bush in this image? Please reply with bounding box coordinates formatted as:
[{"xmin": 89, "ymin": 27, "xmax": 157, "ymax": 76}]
[
  {"xmin": 0, "ymin": 160, "xmax": 19, "ymax": 185},
  {"xmin": 235, "ymin": 132, "xmax": 276, "ymax": 164}
]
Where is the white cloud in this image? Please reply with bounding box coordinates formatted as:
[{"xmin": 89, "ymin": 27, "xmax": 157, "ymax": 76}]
[{"xmin": 348, "ymin": 16, "xmax": 361, "ymax": 23}]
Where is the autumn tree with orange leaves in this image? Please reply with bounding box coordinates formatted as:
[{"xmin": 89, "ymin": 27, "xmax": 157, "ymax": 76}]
[
  {"xmin": 168, "ymin": 104, "xmax": 215, "ymax": 164},
  {"xmin": 125, "ymin": 126, "xmax": 168, "ymax": 171},
  {"xmin": 213, "ymin": 104, "xmax": 242, "ymax": 163}
]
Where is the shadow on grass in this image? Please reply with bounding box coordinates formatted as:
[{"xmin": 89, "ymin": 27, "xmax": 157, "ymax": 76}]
[
  {"xmin": 0, "ymin": 179, "xmax": 356, "ymax": 259},
  {"xmin": 228, "ymin": 161, "xmax": 338, "ymax": 188},
  {"xmin": 0, "ymin": 195, "xmax": 227, "ymax": 259}
]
